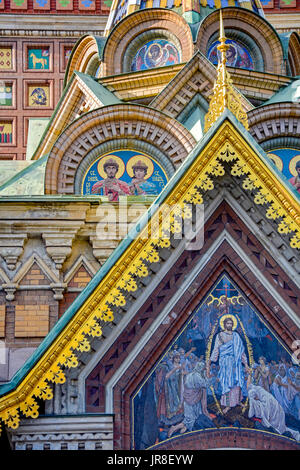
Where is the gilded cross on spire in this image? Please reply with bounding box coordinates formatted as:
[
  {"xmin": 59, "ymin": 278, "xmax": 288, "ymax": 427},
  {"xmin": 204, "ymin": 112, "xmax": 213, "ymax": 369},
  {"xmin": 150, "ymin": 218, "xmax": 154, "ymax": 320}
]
[{"xmin": 204, "ymin": 10, "xmax": 249, "ymax": 133}]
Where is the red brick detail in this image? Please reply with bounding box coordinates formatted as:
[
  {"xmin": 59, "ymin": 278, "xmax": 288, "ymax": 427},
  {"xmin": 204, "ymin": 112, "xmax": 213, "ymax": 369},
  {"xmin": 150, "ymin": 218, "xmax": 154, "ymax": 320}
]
[
  {"xmin": 18, "ymin": 262, "xmax": 50, "ymax": 286},
  {"xmin": 67, "ymin": 265, "xmax": 91, "ymax": 289},
  {"xmin": 15, "ymin": 303, "xmax": 49, "ymax": 337},
  {"xmin": 0, "ymin": 304, "xmax": 5, "ymax": 337},
  {"xmin": 58, "ymin": 291, "xmax": 79, "ymax": 318},
  {"xmin": 264, "ymin": 0, "xmax": 300, "ymax": 12},
  {"xmin": 0, "ymin": 37, "xmax": 78, "ymax": 161}
]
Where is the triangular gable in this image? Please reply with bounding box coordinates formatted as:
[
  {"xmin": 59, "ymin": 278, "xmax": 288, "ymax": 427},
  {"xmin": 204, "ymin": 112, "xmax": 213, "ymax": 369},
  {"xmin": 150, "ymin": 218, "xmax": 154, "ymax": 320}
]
[
  {"xmin": 150, "ymin": 51, "xmax": 254, "ymax": 121},
  {"xmin": 31, "ymin": 72, "xmax": 121, "ymax": 162},
  {"xmin": 0, "ymin": 110, "xmax": 299, "ymax": 432},
  {"xmin": 176, "ymin": 94, "xmax": 209, "ymax": 141},
  {"xmin": 13, "ymin": 254, "xmax": 60, "ymax": 287},
  {"xmin": 63, "ymin": 255, "xmax": 96, "ymax": 288}
]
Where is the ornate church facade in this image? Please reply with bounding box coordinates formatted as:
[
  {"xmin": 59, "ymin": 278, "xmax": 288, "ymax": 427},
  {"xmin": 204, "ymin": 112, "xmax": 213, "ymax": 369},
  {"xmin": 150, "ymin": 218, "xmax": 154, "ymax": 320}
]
[{"xmin": 0, "ymin": 0, "xmax": 299, "ymax": 451}]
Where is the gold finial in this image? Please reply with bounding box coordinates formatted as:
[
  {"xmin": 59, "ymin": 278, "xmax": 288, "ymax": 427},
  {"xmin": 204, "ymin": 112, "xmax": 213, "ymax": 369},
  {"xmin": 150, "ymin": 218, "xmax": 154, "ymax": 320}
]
[{"xmin": 204, "ymin": 9, "xmax": 249, "ymax": 133}]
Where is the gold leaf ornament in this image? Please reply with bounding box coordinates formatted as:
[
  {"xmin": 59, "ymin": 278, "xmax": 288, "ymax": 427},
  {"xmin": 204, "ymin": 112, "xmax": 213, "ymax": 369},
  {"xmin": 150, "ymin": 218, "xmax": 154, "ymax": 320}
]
[
  {"xmin": 19, "ymin": 397, "xmax": 39, "ymax": 419},
  {"xmin": 118, "ymin": 276, "xmax": 138, "ymax": 292},
  {"xmin": 254, "ymin": 191, "xmax": 268, "ymax": 205},
  {"xmin": 86, "ymin": 320, "xmax": 103, "ymax": 338},
  {"xmin": 106, "ymin": 287, "xmax": 126, "ymax": 306},
  {"xmin": 57, "ymin": 351, "xmax": 79, "ymax": 368},
  {"xmin": 94, "ymin": 306, "xmax": 114, "ymax": 322},
  {"xmin": 290, "ymin": 233, "xmax": 300, "ymax": 249},
  {"xmin": 46, "ymin": 363, "xmax": 66, "ymax": 384},
  {"xmin": 1, "ymin": 407, "xmax": 20, "ymax": 429},
  {"xmin": 72, "ymin": 335, "xmax": 91, "ymax": 353},
  {"xmin": 218, "ymin": 145, "xmax": 236, "ymax": 162},
  {"xmin": 204, "ymin": 11, "xmax": 249, "ymax": 133},
  {"xmin": 130, "ymin": 259, "xmax": 149, "ymax": 278},
  {"xmin": 207, "ymin": 161, "xmax": 225, "ymax": 177},
  {"xmin": 231, "ymin": 161, "xmax": 247, "ymax": 177},
  {"xmin": 141, "ymin": 245, "xmax": 160, "ymax": 263}
]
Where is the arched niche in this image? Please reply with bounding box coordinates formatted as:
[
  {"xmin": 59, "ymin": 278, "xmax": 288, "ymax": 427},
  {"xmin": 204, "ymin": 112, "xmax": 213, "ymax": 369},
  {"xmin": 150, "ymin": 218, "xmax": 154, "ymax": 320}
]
[
  {"xmin": 44, "ymin": 104, "xmax": 196, "ymax": 195},
  {"xmin": 248, "ymin": 102, "xmax": 300, "ymax": 187},
  {"xmin": 74, "ymin": 144, "xmax": 174, "ymax": 198},
  {"xmin": 101, "ymin": 8, "xmax": 194, "ymax": 76},
  {"xmin": 287, "ymin": 32, "xmax": 300, "ymax": 77},
  {"xmin": 128, "ymin": 274, "xmax": 300, "ymax": 450},
  {"xmin": 195, "ymin": 7, "xmax": 284, "ymax": 75},
  {"xmin": 64, "ymin": 35, "xmax": 105, "ymax": 87}
]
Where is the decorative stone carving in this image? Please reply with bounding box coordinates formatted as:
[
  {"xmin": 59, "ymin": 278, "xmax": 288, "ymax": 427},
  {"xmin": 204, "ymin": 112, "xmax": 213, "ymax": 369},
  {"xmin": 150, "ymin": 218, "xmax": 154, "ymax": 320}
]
[
  {"xmin": 0, "ymin": 234, "xmax": 27, "ymax": 270},
  {"xmin": 9, "ymin": 415, "xmax": 113, "ymax": 451},
  {"xmin": 42, "ymin": 224, "xmax": 83, "ymax": 270},
  {"xmin": 89, "ymin": 235, "xmax": 119, "ymax": 265},
  {"xmin": 50, "ymin": 283, "xmax": 67, "ymax": 301},
  {"xmin": 2, "ymin": 283, "xmax": 17, "ymax": 301}
]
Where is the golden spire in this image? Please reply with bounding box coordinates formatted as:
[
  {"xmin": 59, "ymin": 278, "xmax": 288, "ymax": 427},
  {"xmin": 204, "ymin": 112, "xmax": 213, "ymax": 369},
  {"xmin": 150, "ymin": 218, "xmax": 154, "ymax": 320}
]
[{"xmin": 204, "ymin": 9, "xmax": 249, "ymax": 133}]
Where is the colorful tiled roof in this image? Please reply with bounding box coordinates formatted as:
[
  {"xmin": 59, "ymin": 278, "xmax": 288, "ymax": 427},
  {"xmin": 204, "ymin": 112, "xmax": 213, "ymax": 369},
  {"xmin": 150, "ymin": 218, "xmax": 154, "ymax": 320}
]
[{"xmin": 105, "ymin": 0, "xmax": 265, "ymax": 35}]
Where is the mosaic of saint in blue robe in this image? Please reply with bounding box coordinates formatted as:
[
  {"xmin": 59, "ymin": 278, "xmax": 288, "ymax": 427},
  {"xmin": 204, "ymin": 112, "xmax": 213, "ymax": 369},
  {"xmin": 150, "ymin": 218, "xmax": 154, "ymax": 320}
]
[{"xmin": 132, "ymin": 275, "xmax": 300, "ymax": 449}]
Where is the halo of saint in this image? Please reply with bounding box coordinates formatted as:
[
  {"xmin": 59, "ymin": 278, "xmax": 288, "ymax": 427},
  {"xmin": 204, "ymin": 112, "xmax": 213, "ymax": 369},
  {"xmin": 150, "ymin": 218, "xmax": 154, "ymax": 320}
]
[
  {"xmin": 219, "ymin": 313, "xmax": 238, "ymax": 331},
  {"xmin": 267, "ymin": 153, "xmax": 284, "ymax": 172},
  {"xmin": 126, "ymin": 154, "xmax": 154, "ymax": 179},
  {"xmin": 289, "ymin": 154, "xmax": 300, "ymax": 176},
  {"xmin": 97, "ymin": 154, "xmax": 125, "ymax": 180}
]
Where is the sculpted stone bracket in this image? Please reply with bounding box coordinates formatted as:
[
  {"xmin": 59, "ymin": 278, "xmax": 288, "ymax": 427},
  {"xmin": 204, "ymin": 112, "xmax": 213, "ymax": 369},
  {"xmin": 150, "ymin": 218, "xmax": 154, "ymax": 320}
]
[
  {"xmin": 89, "ymin": 235, "xmax": 119, "ymax": 266},
  {"xmin": 2, "ymin": 283, "xmax": 17, "ymax": 302},
  {"xmin": 0, "ymin": 234, "xmax": 27, "ymax": 271},
  {"xmin": 0, "ymin": 119, "xmax": 299, "ymax": 433},
  {"xmin": 42, "ymin": 223, "xmax": 84, "ymax": 271}
]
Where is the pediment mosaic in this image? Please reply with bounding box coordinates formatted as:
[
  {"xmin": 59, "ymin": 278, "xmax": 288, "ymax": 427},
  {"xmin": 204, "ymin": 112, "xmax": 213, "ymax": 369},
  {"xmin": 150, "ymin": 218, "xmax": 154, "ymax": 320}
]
[{"xmin": 132, "ymin": 275, "xmax": 300, "ymax": 449}]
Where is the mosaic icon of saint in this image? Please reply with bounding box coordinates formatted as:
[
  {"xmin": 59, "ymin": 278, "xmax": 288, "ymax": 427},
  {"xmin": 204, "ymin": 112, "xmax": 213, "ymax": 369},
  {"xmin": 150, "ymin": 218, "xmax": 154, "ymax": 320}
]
[
  {"xmin": 129, "ymin": 160, "xmax": 157, "ymax": 196},
  {"xmin": 208, "ymin": 40, "xmax": 253, "ymax": 70},
  {"xmin": 132, "ymin": 40, "xmax": 180, "ymax": 71},
  {"xmin": 145, "ymin": 42, "xmax": 177, "ymax": 68},
  {"xmin": 91, "ymin": 157, "xmax": 130, "ymax": 201},
  {"xmin": 206, "ymin": 314, "xmax": 250, "ymax": 415}
]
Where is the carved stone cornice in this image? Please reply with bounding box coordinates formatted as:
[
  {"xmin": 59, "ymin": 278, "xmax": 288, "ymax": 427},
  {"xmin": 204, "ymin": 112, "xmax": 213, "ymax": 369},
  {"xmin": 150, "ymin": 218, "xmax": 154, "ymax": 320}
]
[
  {"xmin": 265, "ymin": 13, "xmax": 300, "ymax": 34},
  {"xmin": 8, "ymin": 415, "xmax": 113, "ymax": 450},
  {"xmin": 42, "ymin": 223, "xmax": 84, "ymax": 271}
]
